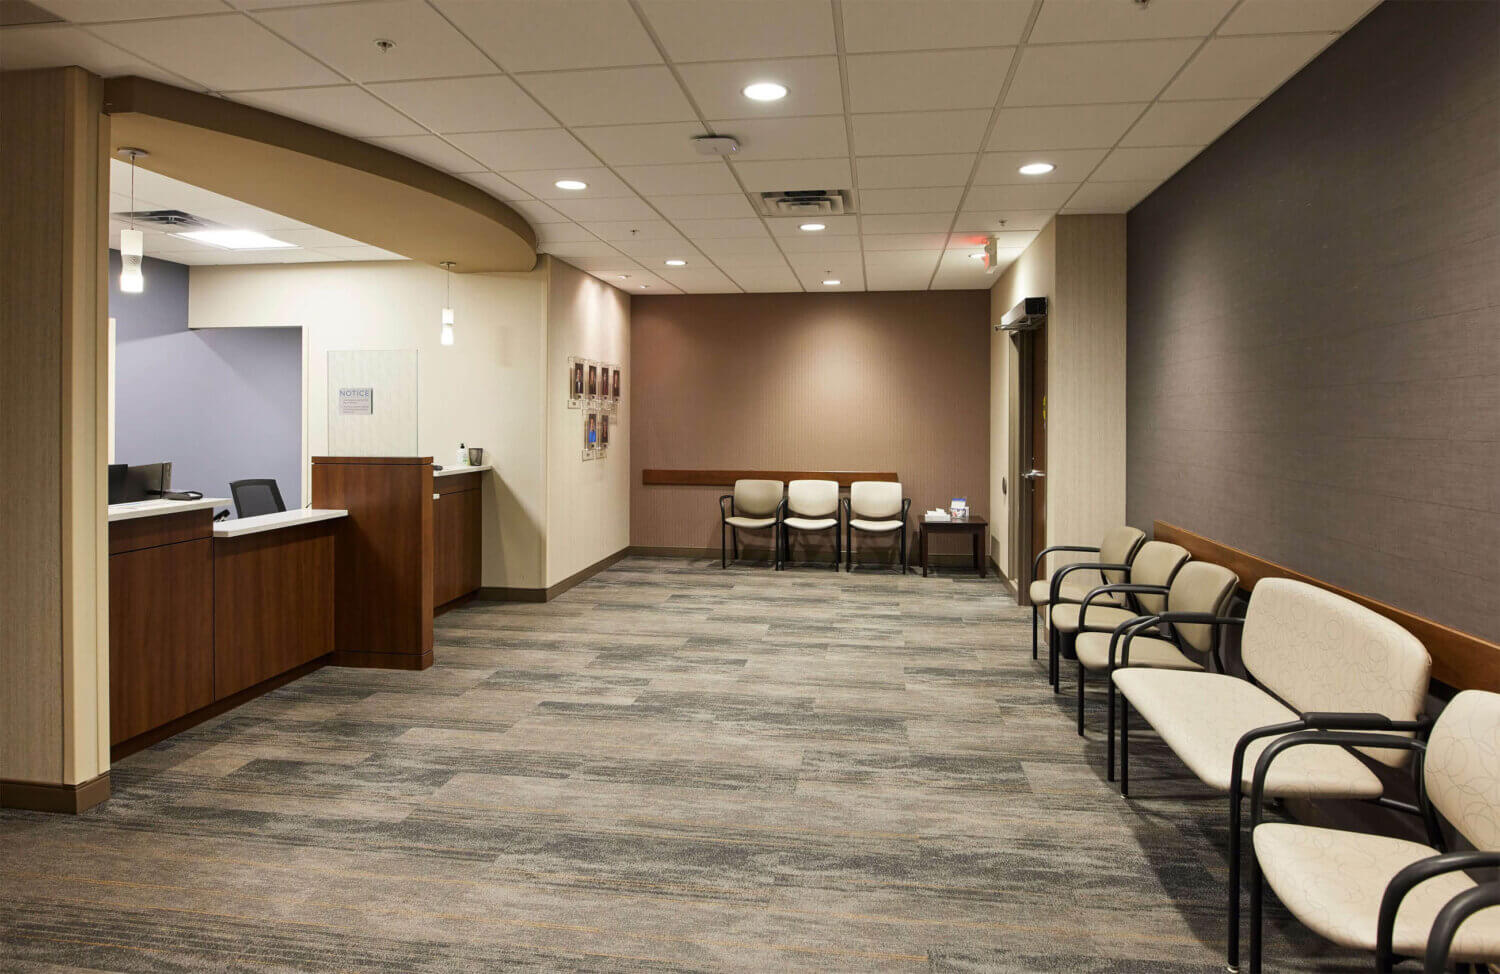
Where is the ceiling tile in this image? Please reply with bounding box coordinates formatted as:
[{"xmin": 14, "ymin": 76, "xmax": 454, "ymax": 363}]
[
  {"xmin": 519, "ymin": 65, "xmax": 696, "ymax": 127},
  {"xmin": 987, "ymin": 103, "xmax": 1146, "ymax": 151},
  {"xmin": 778, "ymin": 234, "xmax": 862, "ymax": 254},
  {"xmin": 856, "ymin": 154, "xmax": 975, "ymax": 190},
  {"xmin": 616, "ymin": 162, "xmax": 741, "ymax": 196},
  {"xmin": 698, "ymin": 238, "xmax": 784, "ymax": 258},
  {"xmin": 846, "ymin": 48, "xmax": 1013, "ymax": 113},
  {"xmin": 541, "ymin": 239, "xmax": 626, "ymax": 259},
  {"xmin": 254, "ymin": 0, "xmax": 494, "ymax": 82},
  {"xmin": 228, "ymin": 85, "xmax": 425, "ymax": 137},
  {"xmin": 0, "ymin": 23, "xmax": 202, "ymax": 87},
  {"xmin": 507, "ymin": 200, "xmax": 571, "ymax": 224},
  {"xmin": 862, "ymin": 214, "xmax": 957, "ymax": 235},
  {"xmin": 650, "ymin": 194, "xmax": 757, "ymax": 219},
  {"xmin": 34, "ymin": 0, "xmax": 227, "ymax": 21},
  {"xmin": 659, "ymin": 267, "xmax": 739, "ymax": 291},
  {"xmin": 547, "ymin": 196, "xmax": 659, "ymax": 222},
  {"xmin": 953, "ymin": 208, "xmax": 1056, "ymax": 232},
  {"xmin": 89, "ymin": 13, "xmax": 340, "ymax": 90},
  {"xmin": 732, "ymin": 158, "xmax": 852, "ymax": 193},
  {"xmin": 672, "ymin": 218, "xmax": 769, "ymax": 239},
  {"xmin": 448, "ymin": 128, "xmax": 600, "ymax": 171},
  {"xmin": 1163, "ymin": 34, "xmax": 1335, "ymax": 101},
  {"xmin": 501, "ymin": 167, "xmax": 636, "ymax": 199},
  {"xmin": 850, "ymin": 109, "xmax": 991, "ymax": 156},
  {"xmin": 724, "ymin": 267, "xmax": 801, "ymax": 291},
  {"xmin": 864, "ymin": 266, "xmax": 935, "ymax": 291},
  {"xmin": 1062, "ymin": 180, "xmax": 1159, "ymax": 213},
  {"xmin": 677, "ymin": 57, "xmax": 843, "ymax": 119},
  {"xmin": 431, "ymin": 0, "xmax": 661, "ymax": 72},
  {"xmin": 862, "ymin": 233, "xmax": 950, "ymax": 251},
  {"xmin": 367, "ymin": 75, "xmax": 554, "ymax": 133},
  {"xmin": 974, "ymin": 148, "xmax": 1107, "ymax": 185},
  {"xmin": 579, "ymin": 220, "xmax": 684, "ymax": 242},
  {"xmin": 310, "ymin": 245, "xmax": 407, "ymax": 261},
  {"xmin": 841, "ymin": 0, "xmax": 1031, "ymax": 53},
  {"xmin": 262, "ymin": 225, "xmax": 367, "ymax": 249},
  {"xmin": 366, "ymin": 135, "xmax": 482, "ymax": 173},
  {"xmin": 862, "ymin": 250, "xmax": 942, "ymax": 269},
  {"xmin": 858, "ymin": 187, "xmax": 964, "ymax": 214},
  {"xmin": 706, "ymin": 116, "xmax": 849, "ymax": 160},
  {"xmin": 1029, "ymin": 0, "xmax": 1235, "ymax": 43},
  {"xmin": 766, "ymin": 215, "xmax": 858, "ymax": 237},
  {"xmin": 1005, "ymin": 39, "xmax": 1199, "ymax": 106},
  {"xmin": 1090, "ymin": 145, "xmax": 1201, "ymax": 182},
  {"xmin": 964, "ymin": 183, "xmax": 1077, "ymax": 210},
  {"xmin": 639, "ymin": 0, "xmax": 835, "ymax": 62},
  {"xmin": 712, "ymin": 251, "xmax": 794, "ymax": 268},
  {"xmin": 792, "ymin": 265, "xmax": 864, "ymax": 290},
  {"xmin": 566, "ymin": 255, "xmax": 648, "ymax": 272},
  {"xmin": 535, "ymin": 223, "xmax": 602, "ymax": 244},
  {"xmin": 615, "ymin": 239, "xmax": 703, "ymax": 259},
  {"xmin": 947, "ymin": 229, "xmax": 1038, "ymax": 251},
  {"xmin": 460, "ymin": 172, "xmax": 532, "ymax": 201},
  {"xmin": 1219, "ymin": 0, "xmax": 1379, "ymax": 36},
  {"xmin": 573, "ymin": 122, "xmax": 712, "ymax": 166},
  {"xmin": 1121, "ymin": 98, "xmax": 1257, "ymax": 147}
]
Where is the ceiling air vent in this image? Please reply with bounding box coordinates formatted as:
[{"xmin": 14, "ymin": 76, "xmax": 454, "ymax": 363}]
[
  {"xmin": 111, "ymin": 209, "xmax": 212, "ymax": 230},
  {"xmin": 757, "ymin": 189, "xmax": 852, "ymax": 218}
]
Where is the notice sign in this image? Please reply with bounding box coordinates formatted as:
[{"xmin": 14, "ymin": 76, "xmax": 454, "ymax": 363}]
[{"xmin": 338, "ymin": 387, "xmax": 373, "ymax": 415}]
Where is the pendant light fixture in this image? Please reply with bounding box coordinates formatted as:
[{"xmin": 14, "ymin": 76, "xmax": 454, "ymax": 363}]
[
  {"xmin": 440, "ymin": 261, "xmax": 456, "ymax": 346},
  {"xmin": 118, "ymin": 148, "xmax": 148, "ymax": 294}
]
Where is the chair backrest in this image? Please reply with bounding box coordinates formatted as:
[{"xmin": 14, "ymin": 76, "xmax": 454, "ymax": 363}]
[
  {"xmin": 788, "ymin": 479, "xmax": 838, "ymax": 517},
  {"xmin": 1098, "ymin": 525, "xmax": 1147, "ymax": 586},
  {"xmin": 1425, "ymin": 690, "xmax": 1500, "ymax": 851},
  {"xmin": 230, "ymin": 478, "xmax": 286, "ymax": 518},
  {"xmin": 733, "ymin": 479, "xmax": 783, "ymax": 517},
  {"xmin": 1164, "ymin": 561, "xmax": 1240, "ymax": 654},
  {"xmin": 1126, "ymin": 540, "xmax": 1190, "ymax": 615},
  {"xmin": 1242, "ymin": 578, "xmax": 1431, "ymax": 767},
  {"xmin": 850, "ymin": 481, "xmax": 902, "ymax": 519}
]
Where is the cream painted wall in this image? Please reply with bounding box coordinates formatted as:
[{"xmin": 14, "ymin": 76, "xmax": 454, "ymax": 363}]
[
  {"xmin": 544, "ymin": 257, "xmax": 630, "ymax": 586},
  {"xmin": 188, "ymin": 261, "xmax": 550, "ymax": 589}
]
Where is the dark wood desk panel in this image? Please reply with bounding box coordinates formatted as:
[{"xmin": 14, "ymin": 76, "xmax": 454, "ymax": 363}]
[
  {"xmin": 919, "ymin": 516, "xmax": 989, "ymax": 578},
  {"xmin": 434, "ymin": 486, "xmax": 482, "ymax": 608},
  {"xmin": 434, "ymin": 469, "xmax": 484, "ymax": 495},
  {"xmin": 109, "ymin": 508, "xmax": 211, "ymax": 554},
  {"xmin": 214, "ymin": 522, "xmax": 336, "ymax": 699},
  {"xmin": 108, "ymin": 536, "xmax": 214, "ymax": 744}
]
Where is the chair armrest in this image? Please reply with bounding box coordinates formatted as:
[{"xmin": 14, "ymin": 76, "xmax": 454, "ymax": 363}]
[
  {"xmin": 1377, "ymin": 851, "xmax": 1500, "ymax": 970},
  {"xmin": 1111, "ymin": 616, "xmax": 1162, "ymax": 669},
  {"xmin": 1152, "ymin": 612, "xmax": 1246, "ymax": 627},
  {"xmin": 1422, "ymin": 881, "xmax": 1500, "ymax": 974},
  {"xmin": 776, "ymin": 497, "xmax": 788, "ymax": 520},
  {"xmin": 1248, "ymin": 729, "xmax": 1428, "ymax": 827},
  {"xmin": 719, "ymin": 494, "xmax": 734, "ymax": 519},
  {"xmin": 840, "ymin": 496, "xmax": 850, "ymax": 518},
  {"xmin": 1079, "ymin": 583, "xmax": 1167, "ymax": 629},
  {"xmin": 1299, "ymin": 712, "xmax": 1430, "ymax": 732},
  {"xmin": 1049, "ymin": 562, "xmax": 1131, "ymax": 605},
  {"xmin": 1033, "ymin": 544, "xmax": 1100, "ymax": 579}
]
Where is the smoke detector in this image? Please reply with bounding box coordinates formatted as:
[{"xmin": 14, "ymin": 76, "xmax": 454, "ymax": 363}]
[{"xmin": 692, "ymin": 135, "xmax": 740, "ymax": 156}]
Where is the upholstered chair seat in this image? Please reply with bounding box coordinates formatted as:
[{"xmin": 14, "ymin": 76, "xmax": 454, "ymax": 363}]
[
  {"xmin": 719, "ymin": 479, "xmax": 784, "ymax": 569},
  {"xmin": 1030, "ymin": 525, "xmax": 1146, "ymax": 663},
  {"xmin": 783, "ymin": 515, "xmax": 837, "ymax": 531},
  {"xmin": 1074, "ymin": 632, "xmax": 1201, "ymax": 672},
  {"xmin": 844, "ymin": 481, "xmax": 911, "ymax": 573},
  {"xmin": 1048, "ymin": 602, "xmax": 1141, "ymax": 634},
  {"xmin": 724, "ymin": 515, "xmax": 777, "ymax": 530},
  {"xmin": 781, "ymin": 479, "xmax": 841, "ymax": 570},
  {"xmin": 850, "ymin": 517, "xmax": 903, "ymax": 533},
  {"xmin": 1028, "ymin": 573, "xmax": 1096, "ymax": 606}
]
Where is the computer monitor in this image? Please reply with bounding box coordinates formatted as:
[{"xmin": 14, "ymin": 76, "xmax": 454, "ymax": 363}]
[
  {"xmin": 108, "ymin": 464, "xmax": 127, "ymax": 504},
  {"xmin": 121, "ymin": 462, "xmax": 171, "ymax": 502}
]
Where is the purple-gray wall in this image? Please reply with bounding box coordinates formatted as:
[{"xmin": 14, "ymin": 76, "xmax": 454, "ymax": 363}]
[
  {"xmin": 109, "ymin": 251, "xmax": 303, "ymax": 513},
  {"xmin": 1126, "ymin": 1, "xmax": 1500, "ymax": 643}
]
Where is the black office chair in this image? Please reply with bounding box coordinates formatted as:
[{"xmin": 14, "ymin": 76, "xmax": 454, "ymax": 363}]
[{"xmin": 229, "ymin": 479, "xmax": 286, "ymax": 518}]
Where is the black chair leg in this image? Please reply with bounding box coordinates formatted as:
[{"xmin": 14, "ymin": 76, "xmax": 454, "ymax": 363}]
[
  {"xmin": 1248, "ymin": 822, "xmax": 1264, "ymax": 974},
  {"xmin": 900, "ymin": 525, "xmax": 907, "ymax": 574},
  {"xmin": 1120, "ymin": 696, "xmax": 1130, "ymax": 797},
  {"xmin": 1107, "ymin": 681, "xmax": 1117, "ymax": 781},
  {"xmin": 732, "ymin": 528, "xmax": 739, "ymax": 562},
  {"xmin": 721, "ymin": 523, "xmax": 727, "ymax": 569},
  {"xmin": 1031, "ymin": 606, "xmax": 1038, "ymax": 660},
  {"xmin": 1076, "ymin": 664, "xmax": 1086, "ymax": 736},
  {"xmin": 832, "ymin": 526, "xmax": 839, "ymax": 570}
]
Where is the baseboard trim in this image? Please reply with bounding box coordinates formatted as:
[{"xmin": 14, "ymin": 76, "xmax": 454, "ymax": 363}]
[
  {"xmin": 1, "ymin": 771, "xmax": 111, "ymax": 814},
  {"xmin": 434, "ymin": 592, "xmax": 477, "ymax": 617},
  {"xmin": 332, "ymin": 649, "xmax": 433, "ymax": 671},
  {"xmin": 626, "ymin": 545, "xmax": 983, "ymax": 570},
  {"xmin": 477, "ymin": 546, "xmax": 630, "ymax": 604}
]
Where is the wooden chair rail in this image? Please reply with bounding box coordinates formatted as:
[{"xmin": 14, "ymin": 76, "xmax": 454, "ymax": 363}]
[
  {"xmin": 1154, "ymin": 521, "xmax": 1499, "ymax": 693},
  {"xmin": 642, "ymin": 469, "xmax": 898, "ymax": 488}
]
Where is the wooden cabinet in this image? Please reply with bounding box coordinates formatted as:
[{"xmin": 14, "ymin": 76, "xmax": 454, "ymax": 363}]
[{"xmin": 433, "ymin": 484, "xmax": 482, "ymax": 607}]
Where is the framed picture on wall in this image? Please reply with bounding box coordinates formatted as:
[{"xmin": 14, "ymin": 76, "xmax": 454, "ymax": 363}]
[
  {"xmin": 600, "ymin": 413, "xmax": 610, "ymax": 449},
  {"xmin": 585, "ymin": 411, "xmax": 599, "ymax": 459},
  {"xmin": 587, "ymin": 363, "xmax": 598, "ymax": 398},
  {"xmin": 568, "ymin": 357, "xmax": 584, "ymax": 408},
  {"xmin": 611, "ymin": 367, "xmax": 621, "ymax": 401}
]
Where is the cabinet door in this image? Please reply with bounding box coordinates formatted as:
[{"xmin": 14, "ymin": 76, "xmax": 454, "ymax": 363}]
[
  {"xmin": 433, "ymin": 490, "xmax": 463, "ymax": 606},
  {"xmin": 460, "ymin": 487, "xmax": 483, "ymax": 596}
]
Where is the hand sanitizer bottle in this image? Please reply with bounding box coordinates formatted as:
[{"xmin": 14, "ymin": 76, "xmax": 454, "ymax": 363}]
[{"xmin": 456, "ymin": 442, "xmax": 468, "ymax": 466}]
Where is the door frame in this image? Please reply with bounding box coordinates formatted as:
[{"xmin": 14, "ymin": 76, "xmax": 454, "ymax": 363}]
[{"xmin": 1008, "ymin": 323, "xmax": 1046, "ymax": 603}]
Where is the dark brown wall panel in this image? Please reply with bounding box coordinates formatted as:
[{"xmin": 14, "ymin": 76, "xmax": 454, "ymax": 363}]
[
  {"xmin": 1127, "ymin": 2, "xmax": 1500, "ymax": 642},
  {"xmin": 630, "ymin": 290, "xmax": 990, "ymax": 552}
]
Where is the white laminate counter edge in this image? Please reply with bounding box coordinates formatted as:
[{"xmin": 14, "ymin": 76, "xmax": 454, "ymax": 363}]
[
  {"xmin": 214, "ymin": 508, "xmax": 349, "ymax": 539},
  {"xmin": 433, "ymin": 464, "xmax": 493, "ymax": 478},
  {"xmin": 108, "ymin": 497, "xmax": 230, "ymax": 522}
]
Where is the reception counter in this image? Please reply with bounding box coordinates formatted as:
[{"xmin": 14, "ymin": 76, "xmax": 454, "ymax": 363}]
[{"xmin": 434, "ymin": 464, "xmax": 488, "ymax": 610}]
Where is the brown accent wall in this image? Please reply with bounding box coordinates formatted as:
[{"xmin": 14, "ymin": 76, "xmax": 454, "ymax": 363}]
[
  {"xmin": 630, "ymin": 291, "xmax": 990, "ymax": 555},
  {"xmin": 1127, "ymin": 2, "xmax": 1500, "ymax": 643}
]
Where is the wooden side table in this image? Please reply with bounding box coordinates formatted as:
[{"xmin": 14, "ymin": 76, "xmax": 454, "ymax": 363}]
[{"xmin": 919, "ymin": 515, "xmax": 989, "ymax": 578}]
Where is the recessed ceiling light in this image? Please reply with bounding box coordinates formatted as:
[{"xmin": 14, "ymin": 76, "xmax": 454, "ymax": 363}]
[
  {"xmin": 969, "ymin": 252, "xmax": 986, "ymax": 260},
  {"xmin": 799, "ymin": 223, "xmax": 826, "ymax": 232},
  {"xmin": 664, "ymin": 259, "xmax": 687, "ymax": 266},
  {"xmin": 1018, "ymin": 162, "xmax": 1055, "ymax": 176},
  {"xmin": 554, "ymin": 179, "xmax": 588, "ymax": 190},
  {"xmin": 742, "ymin": 81, "xmax": 788, "ymax": 102},
  {"xmin": 616, "ymin": 274, "xmax": 630, "ymax": 279},
  {"xmin": 822, "ymin": 279, "xmax": 841, "ymax": 286},
  {"xmin": 174, "ymin": 229, "xmax": 295, "ymax": 250},
  {"xmin": 639, "ymin": 284, "xmax": 650, "ymax": 289}
]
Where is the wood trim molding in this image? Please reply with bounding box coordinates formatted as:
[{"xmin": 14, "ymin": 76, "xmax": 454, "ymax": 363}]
[
  {"xmin": 643, "ymin": 470, "xmax": 899, "ymax": 488},
  {"xmin": 311, "ymin": 456, "xmax": 434, "ymax": 465},
  {"xmin": 0, "ymin": 772, "xmax": 111, "ymax": 814},
  {"xmin": 1154, "ymin": 521, "xmax": 1500, "ymax": 692},
  {"xmin": 477, "ymin": 547, "xmax": 630, "ymax": 604}
]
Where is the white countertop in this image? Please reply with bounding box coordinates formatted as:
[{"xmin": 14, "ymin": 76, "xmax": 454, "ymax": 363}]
[
  {"xmin": 214, "ymin": 508, "xmax": 348, "ymax": 539},
  {"xmin": 433, "ymin": 464, "xmax": 492, "ymax": 478},
  {"xmin": 108, "ymin": 497, "xmax": 229, "ymax": 522}
]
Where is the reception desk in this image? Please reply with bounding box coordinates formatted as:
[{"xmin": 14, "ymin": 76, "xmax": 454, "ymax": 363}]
[{"xmin": 433, "ymin": 464, "xmax": 487, "ymax": 610}]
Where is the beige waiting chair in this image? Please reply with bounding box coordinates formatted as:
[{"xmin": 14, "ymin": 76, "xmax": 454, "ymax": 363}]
[
  {"xmin": 842, "ymin": 481, "xmax": 910, "ymax": 573},
  {"xmin": 1046, "ymin": 539, "xmax": 1189, "ymax": 693},
  {"xmin": 719, "ymin": 479, "xmax": 784, "ymax": 569},
  {"xmin": 1247, "ymin": 689, "xmax": 1500, "ymax": 973},
  {"xmin": 1112, "ymin": 578, "xmax": 1432, "ymax": 972},
  {"xmin": 1031, "ymin": 526, "xmax": 1147, "ymax": 662},
  {"xmin": 781, "ymin": 479, "xmax": 840, "ymax": 570},
  {"xmin": 1072, "ymin": 560, "xmax": 1240, "ymax": 745}
]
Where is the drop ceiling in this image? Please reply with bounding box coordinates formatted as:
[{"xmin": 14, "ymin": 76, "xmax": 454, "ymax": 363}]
[{"xmin": 8, "ymin": 0, "xmax": 1380, "ymax": 293}]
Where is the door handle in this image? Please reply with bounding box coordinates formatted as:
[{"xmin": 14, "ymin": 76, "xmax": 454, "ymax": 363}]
[{"xmin": 1022, "ymin": 469, "xmax": 1045, "ymax": 480}]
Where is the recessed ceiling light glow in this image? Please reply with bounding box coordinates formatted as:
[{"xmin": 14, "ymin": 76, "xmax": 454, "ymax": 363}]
[
  {"xmin": 1018, "ymin": 162, "xmax": 1055, "ymax": 176},
  {"xmin": 822, "ymin": 279, "xmax": 841, "ymax": 286},
  {"xmin": 554, "ymin": 179, "xmax": 588, "ymax": 190},
  {"xmin": 639, "ymin": 285, "xmax": 650, "ymax": 289},
  {"xmin": 799, "ymin": 223, "xmax": 826, "ymax": 232},
  {"xmin": 174, "ymin": 229, "xmax": 295, "ymax": 250},
  {"xmin": 742, "ymin": 81, "xmax": 788, "ymax": 102},
  {"xmin": 969, "ymin": 252, "xmax": 986, "ymax": 260},
  {"xmin": 664, "ymin": 259, "xmax": 687, "ymax": 266},
  {"xmin": 617, "ymin": 274, "xmax": 631, "ymax": 280}
]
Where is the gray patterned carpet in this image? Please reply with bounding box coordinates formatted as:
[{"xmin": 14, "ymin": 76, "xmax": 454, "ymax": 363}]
[{"xmin": 1, "ymin": 556, "xmax": 1372, "ymax": 971}]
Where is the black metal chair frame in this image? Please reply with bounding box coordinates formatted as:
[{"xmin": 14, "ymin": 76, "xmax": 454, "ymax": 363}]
[
  {"xmin": 780, "ymin": 491, "xmax": 840, "ymax": 571},
  {"xmin": 1031, "ymin": 533, "xmax": 1147, "ymax": 662},
  {"xmin": 1046, "ymin": 548, "xmax": 1175, "ymax": 695},
  {"xmin": 842, "ymin": 495, "xmax": 910, "ymax": 573},
  {"xmin": 719, "ymin": 493, "xmax": 786, "ymax": 570},
  {"xmin": 229, "ymin": 478, "xmax": 286, "ymax": 519}
]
